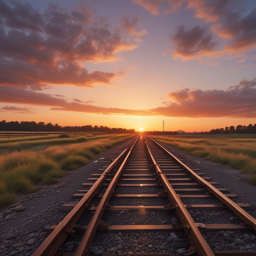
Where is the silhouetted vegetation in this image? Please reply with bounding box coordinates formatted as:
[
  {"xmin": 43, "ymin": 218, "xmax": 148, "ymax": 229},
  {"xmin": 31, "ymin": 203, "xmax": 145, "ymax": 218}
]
[
  {"xmin": 0, "ymin": 120, "xmax": 135, "ymax": 133},
  {"xmin": 209, "ymin": 124, "xmax": 256, "ymax": 135}
]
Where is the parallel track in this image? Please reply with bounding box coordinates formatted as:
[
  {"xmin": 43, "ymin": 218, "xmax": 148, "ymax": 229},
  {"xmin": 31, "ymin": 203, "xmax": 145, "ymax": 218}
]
[{"xmin": 32, "ymin": 135, "xmax": 256, "ymax": 256}]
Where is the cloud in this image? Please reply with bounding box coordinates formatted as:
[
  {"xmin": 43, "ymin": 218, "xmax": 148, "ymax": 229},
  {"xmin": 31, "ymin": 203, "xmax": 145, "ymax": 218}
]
[
  {"xmin": 187, "ymin": 0, "xmax": 233, "ymax": 23},
  {"xmin": 132, "ymin": 0, "xmax": 184, "ymax": 15},
  {"xmin": 0, "ymin": 106, "xmax": 33, "ymax": 114},
  {"xmin": 0, "ymin": 86, "xmax": 152, "ymax": 116},
  {"xmin": 213, "ymin": 9, "xmax": 256, "ymax": 53},
  {"xmin": 151, "ymin": 78, "xmax": 256, "ymax": 117},
  {"xmin": 0, "ymin": 0, "xmax": 44, "ymax": 32},
  {"xmin": 0, "ymin": 1, "xmax": 137, "ymax": 89},
  {"xmin": 186, "ymin": 0, "xmax": 256, "ymax": 56},
  {"xmin": 122, "ymin": 15, "xmax": 147, "ymax": 36},
  {"xmin": 2, "ymin": 78, "xmax": 256, "ymax": 118},
  {"xmin": 133, "ymin": 0, "xmax": 256, "ymax": 60},
  {"xmin": 73, "ymin": 99, "xmax": 83, "ymax": 103},
  {"xmin": 171, "ymin": 25, "xmax": 218, "ymax": 60},
  {"xmin": 132, "ymin": 0, "xmax": 164, "ymax": 15},
  {"xmin": 0, "ymin": 58, "xmax": 124, "ymax": 89}
]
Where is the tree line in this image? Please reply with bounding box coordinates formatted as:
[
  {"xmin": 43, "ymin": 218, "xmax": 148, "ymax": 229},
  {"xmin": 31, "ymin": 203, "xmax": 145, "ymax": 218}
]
[
  {"xmin": 210, "ymin": 124, "xmax": 256, "ymax": 134},
  {"xmin": 0, "ymin": 120, "xmax": 135, "ymax": 133}
]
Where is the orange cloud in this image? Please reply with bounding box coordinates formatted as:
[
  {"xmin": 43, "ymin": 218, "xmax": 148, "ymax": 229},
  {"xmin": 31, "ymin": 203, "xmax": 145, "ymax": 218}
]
[
  {"xmin": 0, "ymin": 86, "xmax": 152, "ymax": 116},
  {"xmin": 122, "ymin": 15, "xmax": 147, "ymax": 36},
  {"xmin": 132, "ymin": 0, "xmax": 184, "ymax": 15},
  {"xmin": 187, "ymin": 0, "xmax": 230, "ymax": 23},
  {"xmin": 0, "ymin": 106, "xmax": 33, "ymax": 114},
  {"xmin": 132, "ymin": 0, "xmax": 164, "ymax": 15},
  {"xmin": 2, "ymin": 78, "xmax": 256, "ymax": 118},
  {"xmin": 153, "ymin": 78, "xmax": 256, "ymax": 117}
]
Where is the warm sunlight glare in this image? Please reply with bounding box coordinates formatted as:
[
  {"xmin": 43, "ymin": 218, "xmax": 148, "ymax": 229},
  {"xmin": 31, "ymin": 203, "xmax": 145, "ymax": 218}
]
[{"xmin": 140, "ymin": 127, "xmax": 143, "ymax": 131}]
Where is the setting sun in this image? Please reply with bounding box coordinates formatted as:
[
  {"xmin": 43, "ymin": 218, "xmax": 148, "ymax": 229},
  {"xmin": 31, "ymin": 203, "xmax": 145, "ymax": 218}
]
[{"xmin": 140, "ymin": 127, "xmax": 143, "ymax": 131}]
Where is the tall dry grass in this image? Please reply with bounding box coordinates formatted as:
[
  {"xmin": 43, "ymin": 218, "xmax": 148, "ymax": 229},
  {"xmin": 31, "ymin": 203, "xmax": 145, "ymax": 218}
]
[
  {"xmin": 153, "ymin": 135, "xmax": 256, "ymax": 185},
  {"xmin": 0, "ymin": 134, "xmax": 133, "ymax": 207},
  {"xmin": 0, "ymin": 133, "xmax": 114, "ymax": 153}
]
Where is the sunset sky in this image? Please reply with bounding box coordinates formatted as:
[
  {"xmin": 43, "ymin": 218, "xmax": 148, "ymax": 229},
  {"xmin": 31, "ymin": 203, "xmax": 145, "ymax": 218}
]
[{"xmin": 1, "ymin": 0, "xmax": 256, "ymax": 132}]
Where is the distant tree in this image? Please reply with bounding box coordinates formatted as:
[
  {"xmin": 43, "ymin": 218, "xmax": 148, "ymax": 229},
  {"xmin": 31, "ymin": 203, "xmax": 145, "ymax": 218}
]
[{"xmin": 236, "ymin": 125, "xmax": 242, "ymax": 130}]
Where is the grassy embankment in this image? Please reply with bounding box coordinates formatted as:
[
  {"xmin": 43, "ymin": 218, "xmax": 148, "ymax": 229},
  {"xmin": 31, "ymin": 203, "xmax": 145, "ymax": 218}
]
[
  {"xmin": 152, "ymin": 135, "xmax": 256, "ymax": 185},
  {"xmin": 0, "ymin": 133, "xmax": 134, "ymax": 207}
]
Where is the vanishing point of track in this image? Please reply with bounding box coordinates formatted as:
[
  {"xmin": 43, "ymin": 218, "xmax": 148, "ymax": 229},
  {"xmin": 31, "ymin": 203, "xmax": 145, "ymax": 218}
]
[{"xmin": 32, "ymin": 135, "xmax": 256, "ymax": 256}]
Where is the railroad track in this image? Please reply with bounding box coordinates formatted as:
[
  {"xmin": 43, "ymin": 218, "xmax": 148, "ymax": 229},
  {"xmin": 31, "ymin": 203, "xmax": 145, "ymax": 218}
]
[{"xmin": 32, "ymin": 135, "xmax": 256, "ymax": 256}]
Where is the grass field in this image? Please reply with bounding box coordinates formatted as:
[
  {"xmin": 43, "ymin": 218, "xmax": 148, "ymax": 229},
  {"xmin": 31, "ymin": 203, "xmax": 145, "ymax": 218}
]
[
  {"xmin": 0, "ymin": 133, "xmax": 134, "ymax": 207},
  {"xmin": 152, "ymin": 135, "xmax": 256, "ymax": 185},
  {"xmin": 0, "ymin": 133, "xmax": 113, "ymax": 153}
]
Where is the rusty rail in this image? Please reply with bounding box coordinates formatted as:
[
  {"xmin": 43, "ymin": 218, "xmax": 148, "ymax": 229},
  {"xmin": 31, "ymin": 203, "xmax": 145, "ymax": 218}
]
[
  {"xmin": 145, "ymin": 137, "xmax": 215, "ymax": 256},
  {"xmin": 148, "ymin": 136, "xmax": 256, "ymax": 231},
  {"xmin": 73, "ymin": 137, "xmax": 139, "ymax": 256},
  {"xmin": 32, "ymin": 138, "xmax": 137, "ymax": 256}
]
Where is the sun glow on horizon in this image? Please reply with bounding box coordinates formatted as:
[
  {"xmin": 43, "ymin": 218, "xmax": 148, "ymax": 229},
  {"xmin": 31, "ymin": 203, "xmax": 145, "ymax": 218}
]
[{"xmin": 140, "ymin": 127, "xmax": 143, "ymax": 132}]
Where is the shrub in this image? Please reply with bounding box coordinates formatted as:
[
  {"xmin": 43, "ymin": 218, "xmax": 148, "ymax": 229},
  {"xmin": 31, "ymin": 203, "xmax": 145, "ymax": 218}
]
[
  {"xmin": 4, "ymin": 170, "xmax": 36, "ymax": 194},
  {"xmin": 76, "ymin": 150, "xmax": 94, "ymax": 159},
  {"xmin": 76, "ymin": 137, "xmax": 87, "ymax": 143},
  {"xmin": 88, "ymin": 145, "xmax": 103, "ymax": 155},
  {"xmin": 0, "ymin": 192, "xmax": 16, "ymax": 207},
  {"xmin": 44, "ymin": 147, "xmax": 69, "ymax": 162},
  {"xmin": 249, "ymin": 175, "xmax": 256, "ymax": 185},
  {"xmin": 0, "ymin": 180, "xmax": 7, "ymax": 194},
  {"xmin": 59, "ymin": 134, "xmax": 69, "ymax": 138},
  {"xmin": 41, "ymin": 169, "xmax": 65, "ymax": 184},
  {"xmin": 0, "ymin": 151, "xmax": 38, "ymax": 172},
  {"xmin": 37, "ymin": 159, "xmax": 59, "ymax": 174},
  {"xmin": 61, "ymin": 155, "xmax": 88, "ymax": 170}
]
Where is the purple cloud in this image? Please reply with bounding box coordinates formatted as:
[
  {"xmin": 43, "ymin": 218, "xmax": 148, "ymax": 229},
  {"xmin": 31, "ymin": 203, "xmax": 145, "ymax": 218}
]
[
  {"xmin": 0, "ymin": 1, "xmax": 136, "ymax": 89},
  {"xmin": 171, "ymin": 24, "xmax": 218, "ymax": 60},
  {"xmin": 0, "ymin": 105, "xmax": 33, "ymax": 114}
]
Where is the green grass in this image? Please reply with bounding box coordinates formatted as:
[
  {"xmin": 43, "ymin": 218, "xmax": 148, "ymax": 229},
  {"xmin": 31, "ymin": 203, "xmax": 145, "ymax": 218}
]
[
  {"xmin": 0, "ymin": 134, "xmax": 60, "ymax": 143},
  {"xmin": 153, "ymin": 135, "xmax": 256, "ymax": 185},
  {"xmin": 0, "ymin": 136, "xmax": 88, "ymax": 152},
  {"xmin": 0, "ymin": 133, "xmax": 134, "ymax": 207}
]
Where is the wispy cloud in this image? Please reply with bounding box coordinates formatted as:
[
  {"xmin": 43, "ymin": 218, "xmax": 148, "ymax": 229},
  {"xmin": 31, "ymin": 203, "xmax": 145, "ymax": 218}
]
[
  {"xmin": 0, "ymin": 106, "xmax": 33, "ymax": 114},
  {"xmin": 0, "ymin": 1, "xmax": 137, "ymax": 89},
  {"xmin": 132, "ymin": 0, "xmax": 164, "ymax": 16},
  {"xmin": 0, "ymin": 86, "xmax": 152, "ymax": 116},
  {"xmin": 2, "ymin": 78, "xmax": 256, "ymax": 118},
  {"xmin": 132, "ymin": 0, "xmax": 184, "ymax": 15}
]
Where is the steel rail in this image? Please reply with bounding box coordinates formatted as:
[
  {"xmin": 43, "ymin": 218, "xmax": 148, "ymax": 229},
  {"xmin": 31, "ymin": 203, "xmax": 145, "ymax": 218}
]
[
  {"xmin": 32, "ymin": 138, "xmax": 136, "ymax": 256},
  {"xmin": 148, "ymin": 136, "xmax": 256, "ymax": 231},
  {"xmin": 73, "ymin": 137, "xmax": 139, "ymax": 256},
  {"xmin": 145, "ymin": 137, "xmax": 215, "ymax": 256}
]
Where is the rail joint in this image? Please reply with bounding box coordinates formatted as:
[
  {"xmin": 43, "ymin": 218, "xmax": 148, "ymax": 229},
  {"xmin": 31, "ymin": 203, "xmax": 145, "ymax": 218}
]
[{"xmin": 98, "ymin": 221, "xmax": 109, "ymax": 231}]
